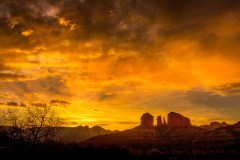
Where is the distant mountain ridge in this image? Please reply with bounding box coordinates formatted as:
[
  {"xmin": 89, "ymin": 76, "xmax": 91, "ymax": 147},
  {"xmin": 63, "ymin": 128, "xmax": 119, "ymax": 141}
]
[
  {"xmin": 199, "ymin": 121, "xmax": 229, "ymax": 130},
  {"xmin": 79, "ymin": 112, "xmax": 240, "ymax": 156},
  {"xmin": 57, "ymin": 112, "xmax": 236, "ymax": 144},
  {"xmin": 79, "ymin": 123, "xmax": 240, "ymax": 149},
  {"xmin": 56, "ymin": 125, "xmax": 117, "ymax": 143}
]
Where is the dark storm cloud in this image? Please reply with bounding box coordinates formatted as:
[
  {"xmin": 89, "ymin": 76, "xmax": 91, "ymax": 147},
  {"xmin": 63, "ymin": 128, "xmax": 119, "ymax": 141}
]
[
  {"xmin": 214, "ymin": 82, "xmax": 240, "ymax": 95},
  {"xmin": 185, "ymin": 89, "xmax": 240, "ymax": 108},
  {"xmin": 0, "ymin": 0, "xmax": 239, "ymax": 61},
  {"xmin": 6, "ymin": 101, "xmax": 19, "ymax": 106},
  {"xmin": 70, "ymin": 121, "xmax": 79, "ymax": 125},
  {"xmin": 0, "ymin": 73, "xmax": 25, "ymax": 81},
  {"xmin": 95, "ymin": 123, "xmax": 109, "ymax": 127},
  {"xmin": 116, "ymin": 121, "xmax": 139, "ymax": 125},
  {"xmin": 183, "ymin": 88, "xmax": 240, "ymax": 120},
  {"xmin": 0, "ymin": 0, "xmax": 240, "ymax": 88},
  {"xmin": 1, "ymin": 76, "xmax": 69, "ymax": 100},
  {"xmin": 50, "ymin": 99, "xmax": 71, "ymax": 105},
  {"xmin": 22, "ymin": 76, "xmax": 69, "ymax": 95},
  {"xmin": 0, "ymin": 0, "xmax": 62, "ymax": 50},
  {"xmin": 98, "ymin": 92, "xmax": 116, "ymax": 101},
  {"xmin": 0, "ymin": 101, "xmax": 25, "ymax": 107}
]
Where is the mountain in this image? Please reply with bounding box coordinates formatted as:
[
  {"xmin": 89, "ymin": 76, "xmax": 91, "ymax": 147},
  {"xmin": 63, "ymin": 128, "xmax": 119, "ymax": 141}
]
[
  {"xmin": 56, "ymin": 125, "xmax": 116, "ymax": 143},
  {"xmin": 198, "ymin": 121, "xmax": 240, "ymax": 143},
  {"xmin": 79, "ymin": 113, "xmax": 240, "ymax": 158},
  {"xmin": 79, "ymin": 126, "xmax": 205, "ymax": 148},
  {"xmin": 199, "ymin": 121, "xmax": 229, "ymax": 131},
  {"xmin": 80, "ymin": 122, "xmax": 240, "ymax": 158}
]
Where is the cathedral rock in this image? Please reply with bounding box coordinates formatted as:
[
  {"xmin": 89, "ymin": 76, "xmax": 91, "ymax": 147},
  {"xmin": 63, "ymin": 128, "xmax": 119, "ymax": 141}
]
[
  {"xmin": 139, "ymin": 112, "xmax": 191, "ymax": 128},
  {"xmin": 157, "ymin": 115, "xmax": 162, "ymax": 126},
  {"xmin": 167, "ymin": 112, "xmax": 191, "ymax": 127},
  {"xmin": 141, "ymin": 112, "xmax": 154, "ymax": 128}
]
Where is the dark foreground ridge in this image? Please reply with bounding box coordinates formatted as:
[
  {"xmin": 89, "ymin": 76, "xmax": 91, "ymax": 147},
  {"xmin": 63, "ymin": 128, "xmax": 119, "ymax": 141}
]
[
  {"xmin": 80, "ymin": 112, "xmax": 240, "ymax": 159},
  {"xmin": 1, "ymin": 112, "xmax": 240, "ymax": 160}
]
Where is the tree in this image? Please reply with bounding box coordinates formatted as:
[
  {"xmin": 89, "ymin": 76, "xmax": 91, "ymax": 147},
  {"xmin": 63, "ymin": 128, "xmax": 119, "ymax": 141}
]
[
  {"xmin": 24, "ymin": 104, "xmax": 63, "ymax": 145},
  {"xmin": 0, "ymin": 103, "xmax": 63, "ymax": 145},
  {"xmin": 0, "ymin": 107, "xmax": 25, "ymax": 141}
]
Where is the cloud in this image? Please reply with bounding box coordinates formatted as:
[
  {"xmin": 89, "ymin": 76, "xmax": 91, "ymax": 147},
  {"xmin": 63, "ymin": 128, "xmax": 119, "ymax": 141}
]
[
  {"xmin": 95, "ymin": 123, "xmax": 109, "ymax": 127},
  {"xmin": 116, "ymin": 121, "xmax": 139, "ymax": 125},
  {"xmin": 214, "ymin": 82, "xmax": 240, "ymax": 95},
  {"xmin": 70, "ymin": 121, "xmax": 79, "ymax": 125},
  {"xmin": 98, "ymin": 92, "xmax": 116, "ymax": 101},
  {"xmin": 0, "ymin": 73, "xmax": 25, "ymax": 81},
  {"xmin": 21, "ymin": 29, "xmax": 34, "ymax": 36},
  {"xmin": 0, "ymin": 101, "xmax": 26, "ymax": 107},
  {"xmin": 50, "ymin": 99, "xmax": 71, "ymax": 106},
  {"xmin": 0, "ymin": 76, "xmax": 70, "ymax": 102},
  {"xmin": 1, "ymin": 0, "xmax": 240, "ymax": 129},
  {"xmin": 58, "ymin": 17, "xmax": 78, "ymax": 30},
  {"xmin": 6, "ymin": 17, "xmax": 19, "ymax": 29},
  {"xmin": 0, "ymin": 0, "xmax": 239, "ymax": 60},
  {"xmin": 185, "ymin": 89, "xmax": 240, "ymax": 108},
  {"xmin": 6, "ymin": 101, "xmax": 19, "ymax": 106},
  {"xmin": 183, "ymin": 88, "xmax": 240, "ymax": 120},
  {"xmin": 0, "ymin": 48, "xmax": 42, "ymax": 83}
]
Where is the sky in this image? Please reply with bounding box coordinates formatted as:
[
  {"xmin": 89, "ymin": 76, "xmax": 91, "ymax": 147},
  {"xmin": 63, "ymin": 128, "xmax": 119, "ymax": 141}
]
[{"xmin": 0, "ymin": 0, "xmax": 240, "ymax": 130}]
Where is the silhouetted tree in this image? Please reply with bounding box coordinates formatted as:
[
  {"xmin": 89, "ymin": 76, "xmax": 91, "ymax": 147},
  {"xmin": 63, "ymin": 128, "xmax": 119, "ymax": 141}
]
[
  {"xmin": 0, "ymin": 103, "xmax": 63, "ymax": 145},
  {"xmin": 23, "ymin": 104, "xmax": 63, "ymax": 145},
  {"xmin": 0, "ymin": 107, "xmax": 25, "ymax": 141}
]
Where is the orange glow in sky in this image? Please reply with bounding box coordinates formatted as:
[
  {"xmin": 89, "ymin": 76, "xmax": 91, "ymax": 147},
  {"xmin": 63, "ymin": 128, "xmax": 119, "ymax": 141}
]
[{"xmin": 0, "ymin": 0, "xmax": 240, "ymax": 130}]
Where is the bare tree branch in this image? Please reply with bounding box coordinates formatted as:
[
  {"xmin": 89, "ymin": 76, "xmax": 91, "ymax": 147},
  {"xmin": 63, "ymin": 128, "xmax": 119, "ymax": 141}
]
[{"xmin": 0, "ymin": 104, "xmax": 63, "ymax": 146}]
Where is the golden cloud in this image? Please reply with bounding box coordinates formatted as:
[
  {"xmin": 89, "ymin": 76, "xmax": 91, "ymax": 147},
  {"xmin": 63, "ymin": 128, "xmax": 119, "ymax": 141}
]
[
  {"xmin": 58, "ymin": 17, "xmax": 78, "ymax": 30},
  {"xmin": 21, "ymin": 29, "xmax": 34, "ymax": 36},
  {"xmin": 0, "ymin": 0, "xmax": 240, "ymax": 130}
]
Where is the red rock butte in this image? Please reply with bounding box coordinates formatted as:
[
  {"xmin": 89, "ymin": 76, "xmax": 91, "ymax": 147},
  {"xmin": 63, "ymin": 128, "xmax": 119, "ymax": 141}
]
[
  {"xmin": 167, "ymin": 112, "xmax": 191, "ymax": 127},
  {"xmin": 140, "ymin": 112, "xmax": 154, "ymax": 128},
  {"xmin": 140, "ymin": 112, "xmax": 191, "ymax": 128},
  {"xmin": 157, "ymin": 115, "xmax": 162, "ymax": 126}
]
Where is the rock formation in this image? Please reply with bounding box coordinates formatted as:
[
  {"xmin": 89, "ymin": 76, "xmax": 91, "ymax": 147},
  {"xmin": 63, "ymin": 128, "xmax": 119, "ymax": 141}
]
[
  {"xmin": 141, "ymin": 112, "xmax": 154, "ymax": 128},
  {"xmin": 210, "ymin": 122, "xmax": 221, "ymax": 126},
  {"xmin": 199, "ymin": 121, "xmax": 229, "ymax": 130},
  {"xmin": 167, "ymin": 112, "xmax": 191, "ymax": 127},
  {"xmin": 233, "ymin": 121, "xmax": 240, "ymax": 128},
  {"xmin": 157, "ymin": 115, "xmax": 162, "ymax": 126},
  {"xmin": 210, "ymin": 122, "xmax": 229, "ymax": 128},
  {"xmin": 57, "ymin": 125, "xmax": 115, "ymax": 143},
  {"xmin": 163, "ymin": 117, "xmax": 166, "ymax": 125}
]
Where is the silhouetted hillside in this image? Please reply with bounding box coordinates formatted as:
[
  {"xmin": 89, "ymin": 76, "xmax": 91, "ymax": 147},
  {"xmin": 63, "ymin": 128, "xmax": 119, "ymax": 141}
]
[
  {"xmin": 1, "ymin": 112, "xmax": 240, "ymax": 159},
  {"xmin": 56, "ymin": 125, "xmax": 116, "ymax": 143},
  {"xmin": 79, "ymin": 114, "xmax": 240, "ymax": 159},
  {"xmin": 199, "ymin": 121, "xmax": 229, "ymax": 131}
]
